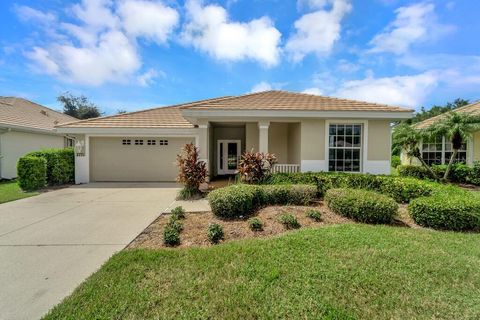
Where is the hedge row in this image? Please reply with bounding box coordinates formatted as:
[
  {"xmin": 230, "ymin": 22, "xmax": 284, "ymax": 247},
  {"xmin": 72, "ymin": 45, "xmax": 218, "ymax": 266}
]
[
  {"xmin": 325, "ymin": 188, "xmax": 398, "ymax": 224},
  {"xmin": 208, "ymin": 184, "xmax": 316, "ymax": 218},
  {"xmin": 17, "ymin": 148, "xmax": 74, "ymax": 191},
  {"xmin": 397, "ymin": 163, "xmax": 480, "ymax": 185},
  {"xmin": 264, "ymin": 172, "xmax": 432, "ymax": 203}
]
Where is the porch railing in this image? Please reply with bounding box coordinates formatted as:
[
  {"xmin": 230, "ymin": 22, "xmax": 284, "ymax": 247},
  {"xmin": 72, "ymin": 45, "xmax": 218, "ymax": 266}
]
[{"xmin": 272, "ymin": 164, "xmax": 300, "ymax": 174}]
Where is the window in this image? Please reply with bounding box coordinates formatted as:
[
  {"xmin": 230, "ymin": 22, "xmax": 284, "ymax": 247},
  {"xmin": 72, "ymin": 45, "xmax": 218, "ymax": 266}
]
[
  {"xmin": 159, "ymin": 139, "xmax": 169, "ymax": 146},
  {"xmin": 421, "ymin": 136, "xmax": 467, "ymax": 165},
  {"xmin": 134, "ymin": 139, "xmax": 144, "ymax": 145},
  {"xmin": 328, "ymin": 124, "xmax": 362, "ymax": 172},
  {"xmin": 122, "ymin": 139, "xmax": 131, "ymax": 145},
  {"xmin": 147, "ymin": 139, "xmax": 156, "ymax": 145}
]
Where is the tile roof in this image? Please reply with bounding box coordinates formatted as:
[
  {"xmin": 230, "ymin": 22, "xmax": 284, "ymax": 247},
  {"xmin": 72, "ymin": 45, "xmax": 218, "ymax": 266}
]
[
  {"xmin": 415, "ymin": 101, "xmax": 480, "ymax": 129},
  {"xmin": 0, "ymin": 97, "xmax": 77, "ymax": 132},
  {"xmin": 58, "ymin": 90, "xmax": 412, "ymax": 129}
]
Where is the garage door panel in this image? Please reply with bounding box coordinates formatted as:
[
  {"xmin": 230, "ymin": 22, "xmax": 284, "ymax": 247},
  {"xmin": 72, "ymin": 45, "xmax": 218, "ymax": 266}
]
[{"xmin": 90, "ymin": 137, "xmax": 193, "ymax": 182}]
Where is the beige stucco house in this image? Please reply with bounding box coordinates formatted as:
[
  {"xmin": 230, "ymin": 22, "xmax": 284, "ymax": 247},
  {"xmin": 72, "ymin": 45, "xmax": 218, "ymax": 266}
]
[
  {"xmin": 56, "ymin": 91, "xmax": 413, "ymax": 184},
  {"xmin": 401, "ymin": 100, "xmax": 480, "ymax": 166},
  {"xmin": 0, "ymin": 97, "xmax": 76, "ymax": 179}
]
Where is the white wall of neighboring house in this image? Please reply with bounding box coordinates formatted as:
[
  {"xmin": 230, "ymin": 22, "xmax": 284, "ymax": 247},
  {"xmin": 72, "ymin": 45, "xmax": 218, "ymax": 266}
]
[{"xmin": 0, "ymin": 130, "xmax": 65, "ymax": 179}]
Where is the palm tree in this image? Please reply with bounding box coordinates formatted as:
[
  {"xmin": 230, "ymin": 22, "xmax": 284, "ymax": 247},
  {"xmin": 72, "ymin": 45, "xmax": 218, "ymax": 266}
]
[
  {"xmin": 426, "ymin": 112, "xmax": 480, "ymax": 180},
  {"xmin": 393, "ymin": 123, "xmax": 439, "ymax": 179}
]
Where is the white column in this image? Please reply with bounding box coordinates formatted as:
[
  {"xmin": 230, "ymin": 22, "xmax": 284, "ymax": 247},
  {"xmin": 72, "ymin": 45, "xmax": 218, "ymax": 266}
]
[
  {"xmin": 74, "ymin": 134, "xmax": 90, "ymax": 184},
  {"xmin": 258, "ymin": 121, "xmax": 270, "ymax": 153},
  {"xmin": 198, "ymin": 120, "xmax": 209, "ymax": 166}
]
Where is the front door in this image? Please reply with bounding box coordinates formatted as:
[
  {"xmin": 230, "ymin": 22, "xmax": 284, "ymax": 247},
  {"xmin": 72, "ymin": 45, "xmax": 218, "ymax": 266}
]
[{"xmin": 217, "ymin": 140, "xmax": 241, "ymax": 175}]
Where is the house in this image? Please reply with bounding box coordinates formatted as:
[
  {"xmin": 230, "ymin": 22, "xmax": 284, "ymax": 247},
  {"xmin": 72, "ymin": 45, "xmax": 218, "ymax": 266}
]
[
  {"xmin": 0, "ymin": 97, "xmax": 77, "ymax": 179},
  {"xmin": 401, "ymin": 100, "xmax": 480, "ymax": 166},
  {"xmin": 56, "ymin": 90, "xmax": 413, "ymax": 184}
]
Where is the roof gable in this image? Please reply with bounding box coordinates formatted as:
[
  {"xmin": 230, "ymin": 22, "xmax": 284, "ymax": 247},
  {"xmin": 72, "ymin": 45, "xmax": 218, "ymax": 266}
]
[{"xmin": 415, "ymin": 101, "xmax": 480, "ymax": 129}]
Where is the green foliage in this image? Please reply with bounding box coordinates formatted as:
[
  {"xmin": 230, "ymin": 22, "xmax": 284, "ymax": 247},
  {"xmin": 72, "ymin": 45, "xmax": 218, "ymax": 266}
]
[
  {"xmin": 237, "ymin": 150, "xmax": 277, "ymax": 183},
  {"xmin": 470, "ymin": 161, "xmax": 480, "ymax": 185},
  {"xmin": 391, "ymin": 155, "xmax": 401, "ymax": 168},
  {"xmin": 378, "ymin": 178, "xmax": 432, "ymax": 203},
  {"xmin": 400, "ymin": 163, "xmax": 480, "ymax": 185},
  {"xmin": 0, "ymin": 180, "xmax": 38, "ymax": 204},
  {"xmin": 325, "ymin": 188, "xmax": 398, "ymax": 224},
  {"xmin": 405, "ymin": 98, "xmax": 469, "ymax": 125},
  {"xmin": 17, "ymin": 156, "xmax": 47, "ymax": 191},
  {"xmin": 167, "ymin": 215, "xmax": 184, "ymax": 233},
  {"xmin": 58, "ymin": 92, "xmax": 102, "ymax": 119},
  {"xmin": 26, "ymin": 148, "xmax": 74, "ymax": 185},
  {"xmin": 176, "ymin": 143, "xmax": 207, "ymax": 198},
  {"xmin": 248, "ymin": 217, "xmax": 263, "ymax": 231},
  {"xmin": 306, "ymin": 209, "xmax": 322, "ymax": 222},
  {"xmin": 163, "ymin": 225, "xmax": 180, "ymax": 246},
  {"xmin": 278, "ymin": 213, "xmax": 300, "ymax": 229},
  {"xmin": 409, "ymin": 195, "xmax": 480, "ymax": 231},
  {"xmin": 171, "ymin": 206, "xmax": 186, "ymax": 219},
  {"xmin": 207, "ymin": 223, "xmax": 224, "ymax": 244},
  {"xmin": 262, "ymin": 184, "xmax": 317, "ymax": 206},
  {"xmin": 397, "ymin": 165, "xmax": 430, "ymax": 179}
]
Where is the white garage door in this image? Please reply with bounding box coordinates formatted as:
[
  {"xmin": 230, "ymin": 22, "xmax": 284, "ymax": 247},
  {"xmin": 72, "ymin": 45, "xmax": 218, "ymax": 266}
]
[{"xmin": 90, "ymin": 137, "xmax": 194, "ymax": 182}]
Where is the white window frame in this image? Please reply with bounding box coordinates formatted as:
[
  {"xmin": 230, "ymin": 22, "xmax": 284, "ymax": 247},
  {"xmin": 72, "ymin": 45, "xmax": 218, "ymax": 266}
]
[
  {"xmin": 326, "ymin": 123, "xmax": 363, "ymax": 173},
  {"xmin": 420, "ymin": 135, "xmax": 469, "ymax": 165}
]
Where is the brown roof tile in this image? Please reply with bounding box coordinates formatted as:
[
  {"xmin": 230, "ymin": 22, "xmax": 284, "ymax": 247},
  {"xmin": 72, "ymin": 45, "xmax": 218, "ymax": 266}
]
[
  {"xmin": 415, "ymin": 101, "xmax": 480, "ymax": 129},
  {"xmin": 0, "ymin": 97, "xmax": 77, "ymax": 132}
]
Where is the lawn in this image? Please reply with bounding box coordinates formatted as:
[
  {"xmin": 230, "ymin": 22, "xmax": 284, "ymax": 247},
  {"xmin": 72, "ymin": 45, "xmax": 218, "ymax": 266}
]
[
  {"xmin": 0, "ymin": 180, "xmax": 38, "ymax": 204},
  {"xmin": 44, "ymin": 224, "xmax": 480, "ymax": 320}
]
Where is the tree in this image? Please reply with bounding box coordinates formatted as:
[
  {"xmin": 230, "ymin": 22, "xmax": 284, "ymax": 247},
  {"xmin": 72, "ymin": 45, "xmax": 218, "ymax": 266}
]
[
  {"xmin": 393, "ymin": 123, "xmax": 439, "ymax": 180},
  {"xmin": 425, "ymin": 112, "xmax": 480, "ymax": 180},
  {"xmin": 117, "ymin": 109, "xmax": 127, "ymax": 114},
  {"xmin": 57, "ymin": 92, "xmax": 103, "ymax": 119},
  {"xmin": 406, "ymin": 98, "xmax": 469, "ymax": 125}
]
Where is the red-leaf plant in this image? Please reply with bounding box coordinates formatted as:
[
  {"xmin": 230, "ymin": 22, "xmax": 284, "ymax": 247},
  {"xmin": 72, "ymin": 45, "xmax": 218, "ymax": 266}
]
[
  {"xmin": 237, "ymin": 150, "xmax": 277, "ymax": 184},
  {"xmin": 176, "ymin": 143, "xmax": 208, "ymax": 195}
]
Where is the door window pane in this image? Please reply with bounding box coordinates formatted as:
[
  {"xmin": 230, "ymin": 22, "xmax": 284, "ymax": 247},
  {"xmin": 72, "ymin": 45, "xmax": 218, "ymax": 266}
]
[{"xmin": 227, "ymin": 143, "xmax": 238, "ymax": 170}]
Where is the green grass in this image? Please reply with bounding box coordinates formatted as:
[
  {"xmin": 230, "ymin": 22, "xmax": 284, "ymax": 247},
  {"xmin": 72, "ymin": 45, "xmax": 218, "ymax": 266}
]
[
  {"xmin": 44, "ymin": 224, "xmax": 480, "ymax": 320},
  {"xmin": 0, "ymin": 180, "xmax": 38, "ymax": 204}
]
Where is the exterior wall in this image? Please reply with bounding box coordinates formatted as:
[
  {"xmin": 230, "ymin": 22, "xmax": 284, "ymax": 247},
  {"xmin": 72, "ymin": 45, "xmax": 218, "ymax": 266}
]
[
  {"xmin": 245, "ymin": 122, "xmax": 259, "ymax": 152},
  {"xmin": 473, "ymin": 131, "xmax": 480, "ymax": 162},
  {"xmin": 212, "ymin": 126, "xmax": 245, "ymax": 176},
  {"xmin": 287, "ymin": 123, "xmax": 301, "ymax": 164},
  {"xmin": 0, "ymin": 130, "xmax": 64, "ymax": 179},
  {"xmin": 268, "ymin": 123, "xmax": 288, "ymax": 163},
  {"xmin": 365, "ymin": 120, "xmax": 391, "ymax": 174},
  {"xmin": 300, "ymin": 119, "xmax": 325, "ymax": 172}
]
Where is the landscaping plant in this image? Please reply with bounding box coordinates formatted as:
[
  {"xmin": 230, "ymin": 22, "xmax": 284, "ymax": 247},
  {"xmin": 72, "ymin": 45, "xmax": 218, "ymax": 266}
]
[
  {"xmin": 163, "ymin": 225, "xmax": 180, "ymax": 246},
  {"xmin": 248, "ymin": 217, "xmax": 263, "ymax": 231},
  {"xmin": 237, "ymin": 150, "xmax": 277, "ymax": 183},
  {"xmin": 306, "ymin": 209, "xmax": 322, "ymax": 222},
  {"xmin": 278, "ymin": 213, "xmax": 300, "ymax": 229},
  {"xmin": 17, "ymin": 156, "xmax": 47, "ymax": 191},
  {"xmin": 207, "ymin": 223, "xmax": 224, "ymax": 244},
  {"xmin": 171, "ymin": 206, "xmax": 186, "ymax": 219},
  {"xmin": 176, "ymin": 143, "xmax": 207, "ymax": 200}
]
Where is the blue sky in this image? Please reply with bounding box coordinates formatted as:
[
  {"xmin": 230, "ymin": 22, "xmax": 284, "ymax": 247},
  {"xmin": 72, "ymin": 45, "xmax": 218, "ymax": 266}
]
[{"xmin": 1, "ymin": 0, "xmax": 479, "ymax": 114}]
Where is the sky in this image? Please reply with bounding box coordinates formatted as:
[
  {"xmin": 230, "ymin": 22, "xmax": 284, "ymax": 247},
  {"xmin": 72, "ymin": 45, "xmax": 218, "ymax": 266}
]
[{"xmin": 1, "ymin": 0, "xmax": 479, "ymax": 115}]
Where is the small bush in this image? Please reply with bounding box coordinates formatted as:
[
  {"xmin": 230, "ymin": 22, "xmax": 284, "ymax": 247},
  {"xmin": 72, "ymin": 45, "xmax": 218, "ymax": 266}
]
[
  {"xmin": 208, "ymin": 184, "xmax": 259, "ymax": 218},
  {"xmin": 248, "ymin": 217, "xmax": 263, "ymax": 231},
  {"xmin": 397, "ymin": 165, "xmax": 430, "ymax": 180},
  {"xmin": 17, "ymin": 156, "xmax": 47, "ymax": 191},
  {"xmin": 378, "ymin": 177, "xmax": 432, "ymax": 203},
  {"xmin": 177, "ymin": 186, "xmax": 203, "ymax": 200},
  {"xmin": 176, "ymin": 143, "xmax": 207, "ymax": 199},
  {"xmin": 167, "ymin": 215, "xmax": 183, "ymax": 232},
  {"xmin": 26, "ymin": 148, "xmax": 74, "ymax": 185},
  {"xmin": 263, "ymin": 184, "xmax": 317, "ymax": 205},
  {"xmin": 306, "ymin": 209, "xmax": 322, "ymax": 222},
  {"xmin": 207, "ymin": 223, "xmax": 224, "ymax": 244},
  {"xmin": 470, "ymin": 161, "xmax": 480, "ymax": 185},
  {"xmin": 408, "ymin": 195, "xmax": 480, "ymax": 231},
  {"xmin": 391, "ymin": 155, "xmax": 401, "ymax": 168},
  {"xmin": 325, "ymin": 188, "xmax": 398, "ymax": 224},
  {"xmin": 163, "ymin": 225, "xmax": 180, "ymax": 246},
  {"xmin": 450, "ymin": 164, "xmax": 471, "ymax": 183},
  {"xmin": 237, "ymin": 151, "xmax": 277, "ymax": 183},
  {"xmin": 278, "ymin": 213, "xmax": 300, "ymax": 229},
  {"xmin": 171, "ymin": 206, "xmax": 186, "ymax": 219}
]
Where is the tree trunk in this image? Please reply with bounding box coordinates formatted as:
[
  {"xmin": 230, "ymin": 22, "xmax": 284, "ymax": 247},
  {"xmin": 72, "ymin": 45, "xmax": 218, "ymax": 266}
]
[
  {"xmin": 443, "ymin": 149, "xmax": 458, "ymax": 181},
  {"xmin": 417, "ymin": 156, "xmax": 439, "ymax": 180}
]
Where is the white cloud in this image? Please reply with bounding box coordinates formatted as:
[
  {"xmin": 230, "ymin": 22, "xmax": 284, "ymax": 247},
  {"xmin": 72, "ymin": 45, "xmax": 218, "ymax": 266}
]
[
  {"xmin": 302, "ymin": 87, "xmax": 323, "ymax": 95},
  {"xmin": 71, "ymin": 0, "xmax": 118, "ymax": 30},
  {"xmin": 118, "ymin": 0, "xmax": 179, "ymax": 43},
  {"xmin": 337, "ymin": 59, "xmax": 359, "ymax": 73},
  {"xmin": 369, "ymin": 2, "xmax": 455, "ymax": 55},
  {"xmin": 14, "ymin": 5, "xmax": 57, "ymax": 25},
  {"xmin": 27, "ymin": 47, "xmax": 60, "ymax": 74},
  {"xmin": 181, "ymin": 0, "xmax": 281, "ymax": 67},
  {"xmin": 334, "ymin": 71, "xmax": 439, "ymax": 107},
  {"xmin": 137, "ymin": 68, "xmax": 162, "ymax": 86},
  {"xmin": 286, "ymin": 0, "xmax": 352, "ymax": 62},
  {"xmin": 250, "ymin": 81, "xmax": 273, "ymax": 93}
]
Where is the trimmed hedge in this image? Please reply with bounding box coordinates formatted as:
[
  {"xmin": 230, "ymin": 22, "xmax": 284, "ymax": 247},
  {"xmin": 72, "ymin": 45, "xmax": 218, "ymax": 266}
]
[
  {"xmin": 264, "ymin": 172, "xmax": 432, "ymax": 203},
  {"xmin": 325, "ymin": 188, "xmax": 398, "ymax": 224},
  {"xmin": 208, "ymin": 184, "xmax": 317, "ymax": 218},
  {"xmin": 408, "ymin": 195, "xmax": 480, "ymax": 231},
  {"xmin": 26, "ymin": 148, "xmax": 74, "ymax": 185},
  {"xmin": 17, "ymin": 156, "xmax": 47, "ymax": 191},
  {"xmin": 398, "ymin": 163, "xmax": 480, "ymax": 185},
  {"xmin": 397, "ymin": 165, "xmax": 430, "ymax": 180}
]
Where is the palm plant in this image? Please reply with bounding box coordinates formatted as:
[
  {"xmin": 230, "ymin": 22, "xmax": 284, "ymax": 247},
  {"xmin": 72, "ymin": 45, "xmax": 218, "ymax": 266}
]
[
  {"xmin": 393, "ymin": 123, "xmax": 439, "ymax": 179},
  {"xmin": 426, "ymin": 112, "xmax": 480, "ymax": 180}
]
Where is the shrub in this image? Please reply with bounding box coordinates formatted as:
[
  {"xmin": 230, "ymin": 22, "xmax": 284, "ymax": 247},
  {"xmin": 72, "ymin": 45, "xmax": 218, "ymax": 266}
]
[
  {"xmin": 26, "ymin": 148, "xmax": 74, "ymax": 185},
  {"xmin": 278, "ymin": 213, "xmax": 300, "ymax": 229},
  {"xmin": 397, "ymin": 165, "xmax": 431, "ymax": 180},
  {"xmin": 378, "ymin": 177, "xmax": 432, "ymax": 203},
  {"xmin": 450, "ymin": 164, "xmax": 471, "ymax": 183},
  {"xmin": 263, "ymin": 184, "xmax": 317, "ymax": 205},
  {"xmin": 207, "ymin": 223, "xmax": 224, "ymax": 244},
  {"xmin": 325, "ymin": 188, "xmax": 398, "ymax": 224},
  {"xmin": 167, "ymin": 215, "xmax": 183, "ymax": 232},
  {"xmin": 176, "ymin": 143, "xmax": 207, "ymax": 199},
  {"xmin": 163, "ymin": 225, "xmax": 180, "ymax": 246},
  {"xmin": 391, "ymin": 155, "xmax": 401, "ymax": 168},
  {"xmin": 408, "ymin": 195, "xmax": 480, "ymax": 231},
  {"xmin": 248, "ymin": 217, "xmax": 263, "ymax": 231},
  {"xmin": 17, "ymin": 156, "xmax": 47, "ymax": 191},
  {"xmin": 208, "ymin": 184, "xmax": 259, "ymax": 218},
  {"xmin": 306, "ymin": 209, "xmax": 322, "ymax": 222},
  {"xmin": 237, "ymin": 150, "xmax": 277, "ymax": 183},
  {"xmin": 469, "ymin": 161, "xmax": 480, "ymax": 185},
  {"xmin": 171, "ymin": 206, "xmax": 186, "ymax": 219}
]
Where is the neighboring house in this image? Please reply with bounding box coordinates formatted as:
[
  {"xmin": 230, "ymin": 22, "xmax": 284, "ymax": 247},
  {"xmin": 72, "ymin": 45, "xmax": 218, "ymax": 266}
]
[
  {"xmin": 401, "ymin": 101, "xmax": 480, "ymax": 166},
  {"xmin": 56, "ymin": 90, "xmax": 412, "ymax": 184},
  {"xmin": 0, "ymin": 97, "xmax": 77, "ymax": 179}
]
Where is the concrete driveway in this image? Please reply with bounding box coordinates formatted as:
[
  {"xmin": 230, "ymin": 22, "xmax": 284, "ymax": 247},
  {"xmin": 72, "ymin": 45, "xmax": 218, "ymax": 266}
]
[{"xmin": 0, "ymin": 183, "xmax": 179, "ymax": 320}]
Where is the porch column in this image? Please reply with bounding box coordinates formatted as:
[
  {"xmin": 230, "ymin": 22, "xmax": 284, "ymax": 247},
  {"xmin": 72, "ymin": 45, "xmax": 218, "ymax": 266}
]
[
  {"xmin": 258, "ymin": 121, "xmax": 270, "ymax": 153},
  {"xmin": 198, "ymin": 120, "xmax": 209, "ymax": 167}
]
